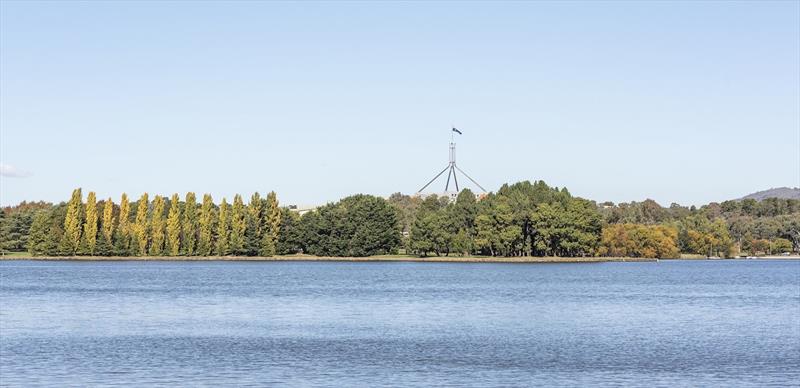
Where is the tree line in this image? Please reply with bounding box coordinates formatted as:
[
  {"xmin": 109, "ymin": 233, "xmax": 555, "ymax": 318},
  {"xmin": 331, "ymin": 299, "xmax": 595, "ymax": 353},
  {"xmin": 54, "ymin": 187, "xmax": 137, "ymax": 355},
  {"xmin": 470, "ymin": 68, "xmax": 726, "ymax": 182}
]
[
  {"xmin": 2, "ymin": 181, "xmax": 799, "ymax": 258},
  {"xmin": 7, "ymin": 189, "xmax": 282, "ymax": 257}
]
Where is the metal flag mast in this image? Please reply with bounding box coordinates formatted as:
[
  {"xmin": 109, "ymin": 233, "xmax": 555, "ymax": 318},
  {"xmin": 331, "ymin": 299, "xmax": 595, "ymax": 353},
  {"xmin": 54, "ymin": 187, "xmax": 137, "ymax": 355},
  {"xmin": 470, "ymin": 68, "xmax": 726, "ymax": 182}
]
[{"xmin": 417, "ymin": 128, "xmax": 487, "ymax": 194}]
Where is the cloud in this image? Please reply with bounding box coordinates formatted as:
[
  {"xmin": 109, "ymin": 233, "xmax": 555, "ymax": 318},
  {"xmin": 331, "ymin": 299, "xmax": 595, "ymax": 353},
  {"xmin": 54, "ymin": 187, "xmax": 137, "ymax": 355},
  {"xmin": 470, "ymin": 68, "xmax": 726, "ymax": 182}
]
[{"xmin": 0, "ymin": 163, "xmax": 32, "ymax": 178}]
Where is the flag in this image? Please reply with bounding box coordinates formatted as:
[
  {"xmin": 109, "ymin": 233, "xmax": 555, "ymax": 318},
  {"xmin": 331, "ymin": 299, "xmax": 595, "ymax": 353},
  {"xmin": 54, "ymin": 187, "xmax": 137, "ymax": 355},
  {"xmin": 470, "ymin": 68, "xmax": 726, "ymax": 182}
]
[{"xmin": 452, "ymin": 127, "xmax": 462, "ymax": 135}]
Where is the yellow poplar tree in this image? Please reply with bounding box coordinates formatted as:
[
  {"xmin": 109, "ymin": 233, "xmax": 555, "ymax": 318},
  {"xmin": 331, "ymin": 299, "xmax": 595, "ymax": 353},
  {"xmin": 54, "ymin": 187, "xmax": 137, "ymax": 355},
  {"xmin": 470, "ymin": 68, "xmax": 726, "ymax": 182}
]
[
  {"xmin": 149, "ymin": 195, "xmax": 166, "ymax": 256},
  {"xmin": 260, "ymin": 191, "xmax": 281, "ymax": 256},
  {"xmin": 61, "ymin": 188, "xmax": 83, "ymax": 255},
  {"xmin": 134, "ymin": 193, "xmax": 150, "ymax": 256},
  {"xmin": 182, "ymin": 192, "xmax": 198, "ymax": 255},
  {"xmin": 198, "ymin": 194, "xmax": 215, "ymax": 256},
  {"xmin": 230, "ymin": 194, "xmax": 246, "ymax": 255},
  {"xmin": 118, "ymin": 193, "xmax": 131, "ymax": 253},
  {"xmin": 216, "ymin": 198, "xmax": 230, "ymax": 256},
  {"xmin": 166, "ymin": 193, "xmax": 182, "ymax": 256},
  {"xmin": 81, "ymin": 191, "xmax": 98, "ymax": 255},
  {"xmin": 102, "ymin": 197, "xmax": 115, "ymax": 243}
]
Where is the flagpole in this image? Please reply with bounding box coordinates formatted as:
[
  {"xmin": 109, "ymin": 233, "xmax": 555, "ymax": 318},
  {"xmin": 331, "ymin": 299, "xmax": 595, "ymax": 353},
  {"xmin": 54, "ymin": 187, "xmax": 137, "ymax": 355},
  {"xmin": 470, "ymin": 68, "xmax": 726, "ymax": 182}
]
[{"xmin": 416, "ymin": 127, "xmax": 486, "ymax": 196}]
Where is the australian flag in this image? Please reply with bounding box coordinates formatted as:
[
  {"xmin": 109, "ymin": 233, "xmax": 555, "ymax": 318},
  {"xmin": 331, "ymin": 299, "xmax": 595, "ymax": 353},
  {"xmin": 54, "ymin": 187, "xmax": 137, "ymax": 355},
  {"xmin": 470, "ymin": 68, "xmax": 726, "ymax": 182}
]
[{"xmin": 452, "ymin": 127, "xmax": 462, "ymax": 135}]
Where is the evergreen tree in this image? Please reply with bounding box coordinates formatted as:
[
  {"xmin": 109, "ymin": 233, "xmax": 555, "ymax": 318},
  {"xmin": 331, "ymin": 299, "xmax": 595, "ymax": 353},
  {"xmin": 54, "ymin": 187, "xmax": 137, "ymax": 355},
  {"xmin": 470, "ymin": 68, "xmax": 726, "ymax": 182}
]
[
  {"xmin": 117, "ymin": 193, "xmax": 131, "ymax": 255},
  {"xmin": 409, "ymin": 195, "xmax": 453, "ymax": 256},
  {"xmin": 27, "ymin": 210, "xmax": 51, "ymax": 256},
  {"xmin": 102, "ymin": 198, "xmax": 115, "ymax": 243},
  {"xmin": 149, "ymin": 195, "xmax": 166, "ymax": 256},
  {"xmin": 40, "ymin": 204, "xmax": 67, "ymax": 256},
  {"xmin": 166, "ymin": 193, "xmax": 182, "ymax": 256},
  {"xmin": 475, "ymin": 196, "xmax": 518, "ymax": 257},
  {"xmin": 134, "ymin": 193, "xmax": 150, "ymax": 256},
  {"xmin": 261, "ymin": 191, "xmax": 281, "ymax": 256},
  {"xmin": 216, "ymin": 198, "xmax": 231, "ymax": 255},
  {"xmin": 301, "ymin": 194, "xmax": 398, "ymax": 257},
  {"xmin": 60, "ymin": 188, "xmax": 83, "ymax": 255},
  {"xmin": 276, "ymin": 208, "xmax": 303, "ymax": 255},
  {"xmin": 198, "ymin": 194, "xmax": 215, "ymax": 256},
  {"xmin": 81, "ymin": 191, "xmax": 99, "ymax": 255},
  {"xmin": 182, "ymin": 192, "xmax": 198, "ymax": 255},
  {"xmin": 245, "ymin": 192, "xmax": 263, "ymax": 255},
  {"xmin": 229, "ymin": 194, "xmax": 246, "ymax": 255}
]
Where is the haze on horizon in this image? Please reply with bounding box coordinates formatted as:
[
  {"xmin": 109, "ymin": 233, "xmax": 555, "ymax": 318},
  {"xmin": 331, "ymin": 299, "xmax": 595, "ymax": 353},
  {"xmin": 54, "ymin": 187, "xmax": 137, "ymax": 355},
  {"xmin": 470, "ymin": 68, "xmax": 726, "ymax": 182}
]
[{"xmin": 1, "ymin": 1, "xmax": 798, "ymax": 207}]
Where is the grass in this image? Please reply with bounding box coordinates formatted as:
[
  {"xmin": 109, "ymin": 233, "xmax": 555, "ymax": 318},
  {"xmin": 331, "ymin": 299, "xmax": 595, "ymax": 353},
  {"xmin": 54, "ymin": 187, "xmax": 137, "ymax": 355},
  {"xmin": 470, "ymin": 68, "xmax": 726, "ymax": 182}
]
[{"xmin": 0, "ymin": 251, "xmax": 31, "ymax": 258}]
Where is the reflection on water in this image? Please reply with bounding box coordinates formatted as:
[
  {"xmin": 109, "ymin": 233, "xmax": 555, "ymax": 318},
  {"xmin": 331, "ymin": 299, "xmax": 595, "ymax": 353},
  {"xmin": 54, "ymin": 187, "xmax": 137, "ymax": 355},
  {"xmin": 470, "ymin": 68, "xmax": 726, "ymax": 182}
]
[{"xmin": 1, "ymin": 260, "xmax": 798, "ymax": 386}]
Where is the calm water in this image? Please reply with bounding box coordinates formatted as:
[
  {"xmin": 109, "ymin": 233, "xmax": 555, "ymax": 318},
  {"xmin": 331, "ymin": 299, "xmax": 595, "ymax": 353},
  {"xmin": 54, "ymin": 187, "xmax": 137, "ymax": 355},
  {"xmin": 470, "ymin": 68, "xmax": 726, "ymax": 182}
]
[{"xmin": 1, "ymin": 260, "xmax": 799, "ymax": 387}]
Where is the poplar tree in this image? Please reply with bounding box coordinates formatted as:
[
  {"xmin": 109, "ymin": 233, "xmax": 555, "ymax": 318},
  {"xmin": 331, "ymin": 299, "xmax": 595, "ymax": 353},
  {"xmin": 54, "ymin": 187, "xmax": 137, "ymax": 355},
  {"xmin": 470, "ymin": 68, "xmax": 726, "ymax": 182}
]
[
  {"xmin": 230, "ymin": 194, "xmax": 246, "ymax": 255},
  {"xmin": 96, "ymin": 198, "xmax": 115, "ymax": 256},
  {"xmin": 134, "ymin": 193, "xmax": 149, "ymax": 256},
  {"xmin": 117, "ymin": 193, "xmax": 131, "ymax": 254},
  {"xmin": 244, "ymin": 192, "xmax": 263, "ymax": 255},
  {"xmin": 82, "ymin": 191, "xmax": 98, "ymax": 255},
  {"xmin": 102, "ymin": 198, "xmax": 115, "ymax": 243},
  {"xmin": 216, "ymin": 198, "xmax": 230, "ymax": 256},
  {"xmin": 181, "ymin": 192, "xmax": 197, "ymax": 255},
  {"xmin": 61, "ymin": 188, "xmax": 83, "ymax": 255},
  {"xmin": 198, "ymin": 194, "xmax": 215, "ymax": 256},
  {"xmin": 261, "ymin": 191, "xmax": 281, "ymax": 256},
  {"xmin": 149, "ymin": 195, "xmax": 166, "ymax": 256},
  {"xmin": 166, "ymin": 193, "xmax": 182, "ymax": 256}
]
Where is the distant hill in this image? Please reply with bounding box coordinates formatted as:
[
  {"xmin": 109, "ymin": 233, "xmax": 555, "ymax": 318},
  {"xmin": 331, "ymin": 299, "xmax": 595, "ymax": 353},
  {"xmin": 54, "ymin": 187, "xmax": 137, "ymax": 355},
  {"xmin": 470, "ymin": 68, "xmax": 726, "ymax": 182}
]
[{"xmin": 738, "ymin": 187, "xmax": 800, "ymax": 201}]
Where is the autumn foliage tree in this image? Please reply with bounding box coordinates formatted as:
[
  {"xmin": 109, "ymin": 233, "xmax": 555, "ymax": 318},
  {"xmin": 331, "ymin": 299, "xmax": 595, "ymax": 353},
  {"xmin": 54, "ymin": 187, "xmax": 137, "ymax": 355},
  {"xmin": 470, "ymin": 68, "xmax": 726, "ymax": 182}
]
[
  {"xmin": 166, "ymin": 193, "xmax": 182, "ymax": 256},
  {"xmin": 60, "ymin": 188, "xmax": 83, "ymax": 255},
  {"xmin": 599, "ymin": 224, "xmax": 679, "ymax": 258},
  {"xmin": 82, "ymin": 191, "xmax": 98, "ymax": 255}
]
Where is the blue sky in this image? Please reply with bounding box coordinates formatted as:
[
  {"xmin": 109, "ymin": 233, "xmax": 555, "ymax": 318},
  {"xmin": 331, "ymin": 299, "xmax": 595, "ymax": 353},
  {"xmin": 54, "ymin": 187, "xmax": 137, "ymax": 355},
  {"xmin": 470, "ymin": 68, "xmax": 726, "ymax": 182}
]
[{"xmin": 1, "ymin": 1, "xmax": 798, "ymax": 207}]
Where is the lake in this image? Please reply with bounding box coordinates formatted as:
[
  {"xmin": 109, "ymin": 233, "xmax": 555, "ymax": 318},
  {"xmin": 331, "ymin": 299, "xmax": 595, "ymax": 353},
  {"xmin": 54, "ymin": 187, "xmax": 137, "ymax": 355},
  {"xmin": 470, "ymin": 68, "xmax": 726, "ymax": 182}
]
[{"xmin": 1, "ymin": 260, "xmax": 798, "ymax": 387}]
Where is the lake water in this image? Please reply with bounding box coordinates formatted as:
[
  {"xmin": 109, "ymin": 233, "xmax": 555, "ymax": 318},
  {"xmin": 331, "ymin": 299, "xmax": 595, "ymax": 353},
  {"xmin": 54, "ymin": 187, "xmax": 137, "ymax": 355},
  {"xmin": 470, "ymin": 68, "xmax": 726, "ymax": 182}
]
[{"xmin": 1, "ymin": 260, "xmax": 798, "ymax": 387}]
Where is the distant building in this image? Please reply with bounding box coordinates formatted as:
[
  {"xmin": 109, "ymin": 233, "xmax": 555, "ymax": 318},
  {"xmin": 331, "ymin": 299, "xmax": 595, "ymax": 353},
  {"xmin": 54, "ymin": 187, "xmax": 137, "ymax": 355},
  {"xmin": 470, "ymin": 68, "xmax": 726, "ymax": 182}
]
[
  {"xmin": 413, "ymin": 191, "xmax": 487, "ymax": 203},
  {"xmin": 286, "ymin": 204, "xmax": 317, "ymax": 216}
]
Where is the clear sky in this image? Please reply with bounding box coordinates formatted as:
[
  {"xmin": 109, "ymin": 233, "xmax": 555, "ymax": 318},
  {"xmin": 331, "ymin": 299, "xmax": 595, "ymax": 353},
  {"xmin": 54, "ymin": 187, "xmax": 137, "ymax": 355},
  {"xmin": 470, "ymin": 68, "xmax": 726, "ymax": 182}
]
[{"xmin": 1, "ymin": 1, "xmax": 798, "ymax": 207}]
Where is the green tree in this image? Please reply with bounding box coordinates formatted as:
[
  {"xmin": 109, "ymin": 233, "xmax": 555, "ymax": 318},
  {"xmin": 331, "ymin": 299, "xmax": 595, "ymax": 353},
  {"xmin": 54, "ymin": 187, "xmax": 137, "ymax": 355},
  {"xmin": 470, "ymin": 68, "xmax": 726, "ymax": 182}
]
[
  {"xmin": 80, "ymin": 191, "xmax": 99, "ymax": 255},
  {"xmin": 1, "ymin": 209, "xmax": 36, "ymax": 252},
  {"xmin": 35, "ymin": 205, "xmax": 66, "ymax": 256},
  {"xmin": 216, "ymin": 198, "xmax": 231, "ymax": 255},
  {"xmin": 676, "ymin": 214, "xmax": 735, "ymax": 257},
  {"xmin": 27, "ymin": 210, "xmax": 51, "ymax": 256},
  {"xmin": 409, "ymin": 195, "xmax": 454, "ymax": 256},
  {"xmin": 261, "ymin": 191, "xmax": 281, "ymax": 256},
  {"xmin": 166, "ymin": 193, "xmax": 182, "ymax": 256},
  {"xmin": 245, "ymin": 192, "xmax": 263, "ymax": 255},
  {"xmin": 60, "ymin": 188, "xmax": 83, "ymax": 255},
  {"xmin": 229, "ymin": 194, "xmax": 246, "ymax": 255},
  {"xmin": 451, "ymin": 228, "xmax": 473, "ymax": 256},
  {"xmin": 475, "ymin": 196, "xmax": 518, "ymax": 256},
  {"xmin": 198, "ymin": 194, "xmax": 215, "ymax": 256},
  {"xmin": 149, "ymin": 195, "xmax": 166, "ymax": 256},
  {"xmin": 302, "ymin": 194, "xmax": 398, "ymax": 257},
  {"xmin": 133, "ymin": 193, "xmax": 150, "ymax": 256},
  {"xmin": 276, "ymin": 208, "xmax": 302, "ymax": 255},
  {"xmin": 771, "ymin": 238, "xmax": 793, "ymax": 253},
  {"xmin": 182, "ymin": 192, "xmax": 198, "ymax": 256}
]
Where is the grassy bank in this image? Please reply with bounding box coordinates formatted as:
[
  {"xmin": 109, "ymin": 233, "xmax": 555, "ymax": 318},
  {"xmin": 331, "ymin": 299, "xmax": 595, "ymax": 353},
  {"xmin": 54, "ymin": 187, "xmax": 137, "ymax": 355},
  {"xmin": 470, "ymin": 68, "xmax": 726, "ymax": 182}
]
[{"xmin": 0, "ymin": 253, "xmax": 658, "ymax": 263}]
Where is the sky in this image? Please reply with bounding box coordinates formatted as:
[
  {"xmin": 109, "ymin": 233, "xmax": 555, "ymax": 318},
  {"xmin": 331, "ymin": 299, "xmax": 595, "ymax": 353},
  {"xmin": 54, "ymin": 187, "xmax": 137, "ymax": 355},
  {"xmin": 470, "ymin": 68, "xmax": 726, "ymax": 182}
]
[{"xmin": 1, "ymin": 1, "xmax": 798, "ymax": 207}]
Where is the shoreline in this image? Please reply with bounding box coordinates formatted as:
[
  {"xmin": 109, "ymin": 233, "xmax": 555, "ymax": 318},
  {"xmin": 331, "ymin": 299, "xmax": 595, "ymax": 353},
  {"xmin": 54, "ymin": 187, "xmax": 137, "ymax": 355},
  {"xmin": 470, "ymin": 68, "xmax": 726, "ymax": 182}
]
[
  {"xmin": 0, "ymin": 254, "xmax": 656, "ymax": 263},
  {"xmin": 1, "ymin": 254, "xmax": 797, "ymax": 263}
]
